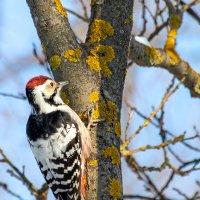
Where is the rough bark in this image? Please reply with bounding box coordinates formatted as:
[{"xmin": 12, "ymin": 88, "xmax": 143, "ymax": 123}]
[
  {"xmin": 26, "ymin": 0, "xmax": 134, "ymax": 199},
  {"xmin": 86, "ymin": 1, "xmax": 134, "ymax": 199}
]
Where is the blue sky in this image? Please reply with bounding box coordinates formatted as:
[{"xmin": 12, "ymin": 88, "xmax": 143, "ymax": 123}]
[{"xmin": 0, "ymin": 0, "xmax": 200, "ymax": 200}]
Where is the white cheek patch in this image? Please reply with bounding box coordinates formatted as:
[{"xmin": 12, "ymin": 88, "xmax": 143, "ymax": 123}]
[
  {"xmin": 35, "ymin": 81, "xmax": 54, "ymax": 98},
  {"xmin": 32, "ymin": 89, "xmax": 64, "ymax": 114}
]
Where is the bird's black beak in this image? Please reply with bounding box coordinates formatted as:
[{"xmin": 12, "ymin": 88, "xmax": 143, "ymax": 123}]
[{"xmin": 57, "ymin": 81, "xmax": 69, "ymax": 91}]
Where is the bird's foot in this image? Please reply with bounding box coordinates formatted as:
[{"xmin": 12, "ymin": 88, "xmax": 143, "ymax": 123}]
[{"xmin": 87, "ymin": 108, "xmax": 105, "ymax": 130}]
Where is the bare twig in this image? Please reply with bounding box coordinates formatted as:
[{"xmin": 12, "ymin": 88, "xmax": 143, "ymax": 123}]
[
  {"xmin": 182, "ymin": 0, "xmax": 200, "ymax": 12},
  {"xmin": 65, "ymin": 8, "xmax": 89, "ymax": 22},
  {"xmin": 127, "ymin": 106, "xmax": 200, "ymax": 152},
  {"xmin": 139, "ymin": 0, "xmax": 148, "ymax": 36},
  {"xmin": 32, "ymin": 44, "xmax": 46, "ymax": 66},
  {"xmin": 124, "ymin": 109, "xmax": 134, "ymax": 141},
  {"xmin": 0, "ymin": 149, "xmax": 48, "ymax": 200},
  {"xmin": 123, "ymin": 194, "xmax": 155, "ymax": 199},
  {"xmin": 79, "ymin": 0, "xmax": 89, "ymax": 20},
  {"xmin": 121, "ymin": 77, "xmax": 185, "ymax": 150},
  {"xmin": 32, "ymin": 44, "xmax": 51, "ymax": 75},
  {"xmin": 148, "ymin": 21, "xmax": 168, "ymax": 41},
  {"xmin": 0, "ymin": 92, "xmax": 26, "ymax": 100},
  {"xmin": 0, "ymin": 182, "xmax": 25, "ymax": 200},
  {"xmin": 173, "ymin": 187, "xmax": 190, "ymax": 200},
  {"xmin": 0, "ymin": 149, "xmax": 38, "ymax": 195},
  {"xmin": 121, "ymin": 134, "xmax": 184, "ymax": 156}
]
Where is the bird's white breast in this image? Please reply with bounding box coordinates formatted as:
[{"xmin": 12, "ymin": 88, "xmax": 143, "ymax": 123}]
[{"xmin": 29, "ymin": 125, "xmax": 77, "ymax": 169}]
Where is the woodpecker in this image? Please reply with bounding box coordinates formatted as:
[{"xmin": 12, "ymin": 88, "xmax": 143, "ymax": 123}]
[{"xmin": 26, "ymin": 75, "xmax": 91, "ymax": 200}]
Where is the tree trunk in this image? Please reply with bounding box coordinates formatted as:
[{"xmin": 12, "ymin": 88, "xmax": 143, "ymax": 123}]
[{"xmin": 26, "ymin": 0, "xmax": 134, "ymax": 199}]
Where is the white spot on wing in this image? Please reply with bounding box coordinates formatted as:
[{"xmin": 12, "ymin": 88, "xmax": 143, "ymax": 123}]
[
  {"xmin": 64, "ymin": 158, "xmax": 80, "ymax": 173},
  {"xmin": 46, "ymin": 171, "xmax": 53, "ymax": 180},
  {"xmin": 66, "ymin": 147, "xmax": 75, "ymax": 157},
  {"xmin": 54, "ymin": 173, "xmax": 64, "ymax": 179},
  {"xmin": 54, "ymin": 188, "xmax": 68, "ymax": 194},
  {"xmin": 73, "ymin": 180, "xmax": 79, "ymax": 189}
]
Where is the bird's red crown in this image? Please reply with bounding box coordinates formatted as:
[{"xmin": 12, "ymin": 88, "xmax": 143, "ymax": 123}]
[{"xmin": 26, "ymin": 76, "xmax": 51, "ymax": 89}]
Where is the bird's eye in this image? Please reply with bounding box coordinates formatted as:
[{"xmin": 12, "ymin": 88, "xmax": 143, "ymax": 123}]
[{"xmin": 50, "ymin": 82, "xmax": 54, "ymax": 87}]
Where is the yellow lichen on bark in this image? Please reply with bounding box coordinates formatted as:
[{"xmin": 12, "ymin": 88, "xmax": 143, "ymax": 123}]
[
  {"xmin": 102, "ymin": 146, "xmax": 120, "ymax": 165},
  {"xmin": 92, "ymin": 101, "xmax": 118, "ymax": 124},
  {"xmin": 163, "ymin": 14, "xmax": 182, "ymax": 65},
  {"xmin": 124, "ymin": 15, "xmax": 133, "ymax": 24},
  {"xmin": 143, "ymin": 120, "xmax": 149, "ymax": 127},
  {"xmin": 86, "ymin": 56, "xmax": 101, "ymax": 72},
  {"xmin": 89, "ymin": 160, "xmax": 98, "ymax": 167},
  {"xmin": 91, "ymin": 0, "xmax": 96, "ymax": 6},
  {"xmin": 166, "ymin": 50, "xmax": 180, "ymax": 65},
  {"xmin": 107, "ymin": 126, "xmax": 111, "ymax": 133},
  {"xmin": 194, "ymin": 80, "xmax": 200, "ymax": 95},
  {"xmin": 49, "ymin": 55, "xmax": 61, "ymax": 70},
  {"xmin": 64, "ymin": 49, "xmax": 82, "ymax": 63},
  {"xmin": 91, "ymin": 105, "xmax": 101, "ymax": 120},
  {"xmin": 54, "ymin": 0, "xmax": 67, "ymax": 17},
  {"xmin": 60, "ymin": 92, "xmax": 70, "ymax": 105},
  {"xmin": 109, "ymin": 178, "xmax": 121, "ymax": 199},
  {"xmin": 89, "ymin": 19, "xmax": 114, "ymax": 43},
  {"xmin": 114, "ymin": 122, "xmax": 121, "ymax": 138},
  {"xmin": 164, "ymin": 29, "xmax": 180, "ymax": 65},
  {"xmin": 164, "ymin": 29, "xmax": 177, "ymax": 51},
  {"xmin": 169, "ymin": 14, "xmax": 182, "ymax": 29},
  {"xmin": 79, "ymin": 112, "xmax": 87, "ymax": 120},
  {"xmin": 89, "ymin": 91, "xmax": 100, "ymax": 103},
  {"xmin": 145, "ymin": 46, "xmax": 165, "ymax": 65},
  {"xmin": 86, "ymin": 45, "xmax": 115, "ymax": 77}
]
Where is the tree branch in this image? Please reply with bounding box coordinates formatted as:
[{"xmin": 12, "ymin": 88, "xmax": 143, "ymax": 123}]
[
  {"xmin": 26, "ymin": 0, "xmax": 79, "ymax": 51},
  {"xmin": 130, "ymin": 1, "xmax": 200, "ymax": 98},
  {"xmin": 121, "ymin": 134, "xmax": 185, "ymax": 156},
  {"xmin": 84, "ymin": 0, "xmax": 134, "ymax": 199},
  {"xmin": 130, "ymin": 36, "xmax": 200, "ymax": 98}
]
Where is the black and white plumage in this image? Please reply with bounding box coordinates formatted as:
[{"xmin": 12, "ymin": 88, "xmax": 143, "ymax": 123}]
[{"xmin": 25, "ymin": 76, "xmax": 91, "ymax": 200}]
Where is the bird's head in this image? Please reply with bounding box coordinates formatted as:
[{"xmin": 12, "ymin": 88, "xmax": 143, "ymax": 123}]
[{"xmin": 26, "ymin": 75, "xmax": 68, "ymax": 113}]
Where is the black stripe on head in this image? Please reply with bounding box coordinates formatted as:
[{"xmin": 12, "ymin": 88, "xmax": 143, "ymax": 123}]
[
  {"xmin": 42, "ymin": 90, "xmax": 62, "ymax": 106},
  {"xmin": 26, "ymin": 88, "xmax": 40, "ymax": 113}
]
